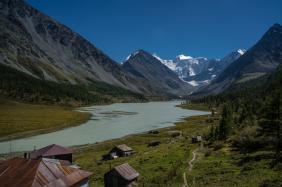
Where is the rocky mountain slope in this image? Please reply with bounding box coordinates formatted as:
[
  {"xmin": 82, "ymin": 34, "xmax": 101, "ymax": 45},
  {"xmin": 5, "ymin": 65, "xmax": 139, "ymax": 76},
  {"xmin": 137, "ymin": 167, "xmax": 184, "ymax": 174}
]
[
  {"xmin": 194, "ymin": 23, "xmax": 282, "ymax": 96},
  {"xmin": 155, "ymin": 49, "xmax": 245, "ymax": 87},
  {"xmin": 0, "ymin": 0, "xmax": 139, "ymax": 90},
  {"xmin": 0, "ymin": 0, "xmax": 193, "ymax": 97},
  {"xmin": 123, "ymin": 50, "xmax": 194, "ymax": 96}
]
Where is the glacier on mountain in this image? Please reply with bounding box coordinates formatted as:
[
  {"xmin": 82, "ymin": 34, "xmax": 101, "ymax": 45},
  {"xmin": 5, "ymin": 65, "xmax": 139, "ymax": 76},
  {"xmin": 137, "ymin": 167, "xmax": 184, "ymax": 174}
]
[{"xmin": 155, "ymin": 49, "xmax": 246, "ymax": 87}]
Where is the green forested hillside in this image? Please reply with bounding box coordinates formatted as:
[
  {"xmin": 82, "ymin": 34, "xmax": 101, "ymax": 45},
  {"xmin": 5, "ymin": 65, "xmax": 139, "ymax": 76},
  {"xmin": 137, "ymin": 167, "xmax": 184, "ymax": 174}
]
[
  {"xmin": 0, "ymin": 64, "xmax": 146, "ymax": 106},
  {"xmin": 186, "ymin": 65, "xmax": 282, "ymax": 186},
  {"xmin": 196, "ymin": 64, "xmax": 282, "ymax": 106},
  {"xmin": 170, "ymin": 66, "xmax": 281, "ymax": 186}
]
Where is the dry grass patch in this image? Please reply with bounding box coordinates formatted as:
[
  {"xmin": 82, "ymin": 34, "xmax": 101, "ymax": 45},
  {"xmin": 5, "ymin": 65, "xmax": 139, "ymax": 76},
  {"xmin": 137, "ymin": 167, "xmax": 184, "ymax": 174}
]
[{"xmin": 0, "ymin": 99, "xmax": 90, "ymax": 141}]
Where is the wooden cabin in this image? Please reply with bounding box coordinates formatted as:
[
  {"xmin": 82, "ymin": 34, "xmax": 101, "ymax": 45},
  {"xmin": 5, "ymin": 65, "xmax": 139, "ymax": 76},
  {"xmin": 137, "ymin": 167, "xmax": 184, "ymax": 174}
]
[
  {"xmin": 192, "ymin": 135, "xmax": 202, "ymax": 143},
  {"xmin": 103, "ymin": 144, "xmax": 133, "ymax": 160},
  {"xmin": 114, "ymin": 144, "xmax": 133, "ymax": 157},
  {"xmin": 0, "ymin": 157, "xmax": 92, "ymax": 187},
  {"xmin": 112, "ymin": 144, "xmax": 133, "ymax": 157},
  {"xmin": 104, "ymin": 163, "xmax": 139, "ymax": 187},
  {"xmin": 26, "ymin": 144, "xmax": 73, "ymax": 163}
]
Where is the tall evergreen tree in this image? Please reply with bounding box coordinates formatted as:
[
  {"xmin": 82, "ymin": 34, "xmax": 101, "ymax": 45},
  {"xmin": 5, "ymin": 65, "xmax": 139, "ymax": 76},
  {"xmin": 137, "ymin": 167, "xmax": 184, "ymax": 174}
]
[
  {"xmin": 260, "ymin": 93, "xmax": 281, "ymax": 163},
  {"xmin": 275, "ymin": 93, "xmax": 281, "ymax": 163},
  {"xmin": 218, "ymin": 104, "xmax": 233, "ymax": 140}
]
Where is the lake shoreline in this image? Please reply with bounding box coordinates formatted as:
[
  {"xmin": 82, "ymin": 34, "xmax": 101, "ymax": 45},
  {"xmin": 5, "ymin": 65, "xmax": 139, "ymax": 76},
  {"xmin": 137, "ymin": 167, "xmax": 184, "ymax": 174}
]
[
  {"xmin": 71, "ymin": 115, "xmax": 208, "ymax": 151},
  {"xmin": 0, "ymin": 102, "xmax": 209, "ymax": 157},
  {"xmin": 0, "ymin": 99, "xmax": 177, "ymax": 142},
  {"xmin": 72, "ymin": 103, "xmax": 210, "ymax": 152},
  {"xmin": 0, "ymin": 114, "xmax": 204, "ymax": 157},
  {"xmin": 72, "ymin": 103, "xmax": 212, "ymax": 186},
  {"xmin": 0, "ymin": 100, "xmax": 93, "ymax": 143},
  {"xmin": 0, "ymin": 98, "xmax": 185, "ymax": 143}
]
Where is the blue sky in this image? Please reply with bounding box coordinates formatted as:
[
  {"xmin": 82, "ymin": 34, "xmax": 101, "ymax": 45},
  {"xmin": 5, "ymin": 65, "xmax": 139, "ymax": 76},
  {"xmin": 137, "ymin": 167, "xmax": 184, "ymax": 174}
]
[{"xmin": 27, "ymin": 0, "xmax": 282, "ymax": 62}]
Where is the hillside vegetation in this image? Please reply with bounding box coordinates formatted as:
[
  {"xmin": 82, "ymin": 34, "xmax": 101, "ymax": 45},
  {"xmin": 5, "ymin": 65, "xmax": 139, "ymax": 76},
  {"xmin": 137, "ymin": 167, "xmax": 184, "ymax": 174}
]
[
  {"xmin": 187, "ymin": 65, "xmax": 282, "ymax": 186},
  {"xmin": 0, "ymin": 63, "xmax": 146, "ymax": 106}
]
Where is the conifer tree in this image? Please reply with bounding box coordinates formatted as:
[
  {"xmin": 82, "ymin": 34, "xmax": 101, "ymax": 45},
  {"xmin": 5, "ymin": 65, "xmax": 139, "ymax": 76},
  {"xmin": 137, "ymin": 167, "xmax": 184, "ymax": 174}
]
[
  {"xmin": 218, "ymin": 104, "xmax": 233, "ymax": 140},
  {"xmin": 260, "ymin": 93, "xmax": 281, "ymax": 164}
]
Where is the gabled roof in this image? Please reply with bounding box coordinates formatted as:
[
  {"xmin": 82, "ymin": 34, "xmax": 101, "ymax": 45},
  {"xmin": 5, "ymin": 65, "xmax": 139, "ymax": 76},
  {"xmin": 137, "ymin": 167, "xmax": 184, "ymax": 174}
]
[
  {"xmin": 115, "ymin": 144, "xmax": 133, "ymax": 152},
  {"xmin": 113, "ymin": 163, "xmax": 139, "ymax": 181},
  {"xmin": 30, "ymin": 144, "xmax": 73, "ymax": 158},
  {"xmin": 0, "ymin": 157, "xmax": 92, "ymax": 187}
]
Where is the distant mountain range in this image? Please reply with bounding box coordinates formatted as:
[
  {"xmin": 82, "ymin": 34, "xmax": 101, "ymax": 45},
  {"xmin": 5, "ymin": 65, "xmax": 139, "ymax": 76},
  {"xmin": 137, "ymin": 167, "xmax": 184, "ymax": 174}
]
[
  {"xmin": 0, "ymin": 0, "xmax": 281, "ymax": 102},
  {"xmin": 154, "ymin": 49, "xmax": 246, "ymax": 87}
]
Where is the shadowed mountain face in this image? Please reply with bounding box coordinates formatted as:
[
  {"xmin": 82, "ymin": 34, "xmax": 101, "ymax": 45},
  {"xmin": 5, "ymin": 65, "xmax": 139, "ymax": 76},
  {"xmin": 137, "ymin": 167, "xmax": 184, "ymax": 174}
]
[
  {"xmin": 0, "ymin": 0, "xmax": 193, "ymax": 96},
  {"xmin": 0, "ymin": 0, "xmax": 139, "ymax": 90},
  {"xmin": 194, "ymin": 23, "xmax": 282, "ymax": 96},
  {"xmin": 123, "ymin": 50, "xmax": 194, "ymax": 96}
]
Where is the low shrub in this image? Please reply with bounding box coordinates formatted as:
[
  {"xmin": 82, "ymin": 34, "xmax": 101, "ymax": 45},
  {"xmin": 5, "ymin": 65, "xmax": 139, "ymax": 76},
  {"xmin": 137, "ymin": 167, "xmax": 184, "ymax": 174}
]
[{"xmin": 231, "ymin": 126, "xmax": 264, "ymax": 153}]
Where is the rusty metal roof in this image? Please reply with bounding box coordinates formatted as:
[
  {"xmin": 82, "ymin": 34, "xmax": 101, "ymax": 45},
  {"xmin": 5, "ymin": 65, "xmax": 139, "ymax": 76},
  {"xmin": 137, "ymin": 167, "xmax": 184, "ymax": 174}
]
[
  {"xmin": 40, "ymin": 158, "xmax": 71, "ymax": 166},
  {"xmin": 30, "ymin": 144, "xmax": 73, "ymax": 158},
  {"xmin": 0, "ymin": 157, "xmax": 40, "ymax": 187},
  {"xmin": 114, "ymin": 163, "xmax": 139, "ymax": 181},
  {"xmin": 115, "ymin": 144, "xmax": 133, "ymax": 152},
  {"xmin": 0, "ymin": 157, "xmax": 92, "ymax": 187}
]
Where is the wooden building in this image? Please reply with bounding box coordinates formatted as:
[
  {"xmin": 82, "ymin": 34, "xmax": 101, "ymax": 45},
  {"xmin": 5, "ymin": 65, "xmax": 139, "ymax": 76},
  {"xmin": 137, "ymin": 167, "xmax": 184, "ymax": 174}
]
[
  {"xmin": 0, "ymin": 157, "xmax": 92, "ymax": 187},
  {"xmin": 26, "ymin": 144, "xmax": 73, "ymax": 163},
  {"xmin": 104, "ymin": 144, "xmax": 133, "ymax": 160},
  {"xmin": 112, "ymin": 144, "xmax": 133, "ymax": 157},
  {"xmin": 104, "ymin": 163, "xmax": 139, "ymax": 187}
]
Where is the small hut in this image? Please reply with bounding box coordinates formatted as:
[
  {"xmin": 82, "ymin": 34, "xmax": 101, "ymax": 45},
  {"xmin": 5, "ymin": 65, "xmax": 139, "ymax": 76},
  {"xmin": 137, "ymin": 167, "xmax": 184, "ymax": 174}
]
[
  {"xmin": 111, "ymin": 144, "xmax": 133, "ymax": 157},
  {"xmin": 192, "ymin": 136, "xmax": 202, "ymax": 143},
  {"xmin": 104, "ymin": 163, "xmax": 139, "ymax": 187},
  {"xmin": 103, "ymin": 144, "xmax": 134, "ymax": 160},
  {"xmin": 26, "ymin": 144, "xmax": 73, "ymax": 163}
]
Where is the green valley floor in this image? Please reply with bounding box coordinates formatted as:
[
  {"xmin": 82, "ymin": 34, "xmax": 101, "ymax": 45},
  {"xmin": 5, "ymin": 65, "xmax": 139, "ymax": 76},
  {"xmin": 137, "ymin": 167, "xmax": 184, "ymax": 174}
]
[
  {"xmin": 72, "ymin": 104, "xmax": 282, "ymax": 187},
  {"xmin": 0, "ymin": 101, "xmax": 281, "ymax": 186}
]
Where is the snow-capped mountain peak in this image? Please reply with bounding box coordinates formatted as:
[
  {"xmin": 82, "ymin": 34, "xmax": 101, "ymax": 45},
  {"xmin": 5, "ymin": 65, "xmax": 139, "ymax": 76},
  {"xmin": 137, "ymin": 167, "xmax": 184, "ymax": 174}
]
[
  {"xmin": 158, "ymin": 49, "xmax": 246, "ymax": 87},
  {"xmin": 153, "ymin": 54, "xmax": 176, "ymax": 71},
  {"xmin": 152, "ymin": 54, "xmax": 163, "ymax": 62},
  {"xmin": 176, "ymin": 54, "xmax": 193, "ymax": 60},
  {"xmin": 128, "ymin": 49, "xmax": 246, "ymax": 87},
  {"xmin": 237, "ymin": 49, "xmax": 246, "ymax": 55},
  {"xmin": 124, "ymin": 50, "xmax": 146, "ymax": 62},
  {"xmin": 125, "ymin": 55, "xmax": 131, "ymax": 61}
]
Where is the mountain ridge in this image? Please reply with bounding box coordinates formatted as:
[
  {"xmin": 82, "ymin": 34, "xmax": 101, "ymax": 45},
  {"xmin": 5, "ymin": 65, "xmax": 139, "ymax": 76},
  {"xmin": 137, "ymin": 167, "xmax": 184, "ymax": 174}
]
[
  {"xmin": 0, "ymin": 0, "xmax": 134, "ymax": 87},
  {"xmin": 193, "ymin": 23, "xmax": 282, "ymax": 97},
  {"xmin": 123, "ymin": 50, "xmax": 194, "ymax": 96},
  {"xmin": 0, "ymin": 0, "xmax": 192, "ymax": 97}
]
